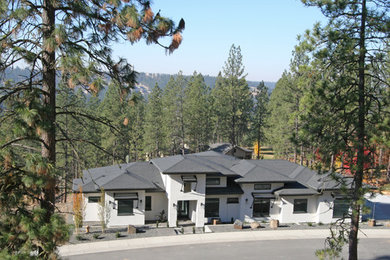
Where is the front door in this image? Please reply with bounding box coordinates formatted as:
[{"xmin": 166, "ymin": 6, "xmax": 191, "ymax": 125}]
[{"xmin": 177, "ymin": 200, "xmax": 189, "ymax": 219}]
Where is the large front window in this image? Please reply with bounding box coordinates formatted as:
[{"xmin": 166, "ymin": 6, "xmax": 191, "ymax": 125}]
[
  {"xmin": 333, "ymin": 198, "xmax": 350, "ymax": 218},
  {"xmin": 293, "ymin": 199, "xmax": 308, "ymax": 213},
  {"xmin": 117, "ymin": 199, "xmax": 134, "ymax": 215},
  {"xmin": 253, "ymin": 199, "xmax": 270, "ymax": 217},
  {"xmin": 205, "ymin": 198, "xmax": 219, "ymax": 217}
]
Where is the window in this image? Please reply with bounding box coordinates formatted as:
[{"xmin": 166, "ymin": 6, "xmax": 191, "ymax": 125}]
[
  {"xmin": 205, "ymin": 198, "xmax": 219, "ymax": 217},
  {"xmin": 117, "ymin": 199, "xmax": 134, "ymax": 215},
  {"xmin": 254, "ymin": 183, "xmax": 271, "ymax": 190},
  {"xmin": 227, "ymin": 198, "xmax": 239, "ymax": 204},
  {"xmin": 145, "ymin": 196, "xmax": 152, "ymax": 211},
  {"xmin": 333, "ymin": 199, "xmax": 350, "ymax": 218},
  {"xmin": 88, "ymin": 196, "xmax": 100, "ymax": 203},
  {"xmin": 253, "ymin": 199, "xmax": 270, "ymax": 217},
  {"xmin": 293, "ymin": 199, "xmax": 308, "ymax": 213},
  {"xmin": 206, "ymin": 177, "xmax": 220, "ymax": 186},
  {"xmin": 183, "ymin": 182, "xmax": 192, "ymax": 193}
]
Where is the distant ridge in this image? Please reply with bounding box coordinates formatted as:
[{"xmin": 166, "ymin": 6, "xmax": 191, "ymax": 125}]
[{"xmin": 2, "ymin": 67, "xmax": 276, "ymax": 98}]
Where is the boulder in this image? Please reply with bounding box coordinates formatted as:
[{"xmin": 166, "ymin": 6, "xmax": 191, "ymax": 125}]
[
  {"xmin": 367, "ymin": 219, "xmax": 376, "ymax": 227},
  {"xmin": 233, "ymin": 219, "xmax": 243, "ymax": 230},
  {"xmin": 250, "ymin": 221, "xmax": 261, "ymax": 229},
  {"xmin": 270, "ymin": 219, "xmax": 279, "ymax": 229},
  {"xmin": 127, "ymin": 225, "xmax": 137, "ymax": 234}
]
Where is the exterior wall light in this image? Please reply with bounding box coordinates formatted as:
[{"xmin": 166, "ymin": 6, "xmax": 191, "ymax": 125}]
[{"xmin": 109, "ymin": 201, "xmax": 116, "ymax": 209}]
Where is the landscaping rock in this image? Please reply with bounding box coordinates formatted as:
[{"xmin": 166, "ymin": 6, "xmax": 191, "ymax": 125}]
[
  {"xmin": 233, "ymin": 219, "xmax": 243, "ymax": 230},
  {"xmin": 385, "ymin": 221, "xmax": 390, "ymax": 228},
  {"xmin": 250, "ymin": 221, "xmax": 261, "ymax": 229},
  {"xmin": 270, "ymin": 219, "xmax": 279, "ymax": 229},
  {"xmin": 368, "ymin": 219, "xmax": 376, "ymax": 227},
  {"xmin": 127, "ymin": 225, "xmax": 136, "ymax": 234}
]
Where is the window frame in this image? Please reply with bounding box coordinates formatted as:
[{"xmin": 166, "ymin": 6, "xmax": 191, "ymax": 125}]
[
  {"xmin": 293, "ymin": 199, "xmax": 308, "ymax": 214},
  {"xmin": 332, "ymin": 198, "xmax": 350, "ymax": 218},
  {"xmin": 183, "ymin": 182, "xmax": 192, "ymax": 193},
  {"xmin": 227, "ymin": 197, "xmax": 239, "ymax": 204},
  {"xmin": 254, "ymin": 183, "xmax": 271, "ymax": 190},
  {"xmin": 145, "ymin": 196, "xmax": 152, "ymax": 211},
  {"xmin": 253, "ymin": 198, "xmax": 270, "ymax": 217},
  {"xmin": 88, "ymin": 196, "xmax": 101, "ymax": 203},
  {"xmin": 117, "ymin": 199, "xmax": 134, "ymax": 216},
  {"xmin": 205, "ymin": 198, "xmax": 220, "ymax": 218},
  {"xmin": 206, "ymin": 177, "xmax": 220, "ymax": 186}
]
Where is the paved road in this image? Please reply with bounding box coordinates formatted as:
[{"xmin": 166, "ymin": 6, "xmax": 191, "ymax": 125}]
[{"xmin": 66, "ymin": 238, "xmax": 390, "ymax": 260}]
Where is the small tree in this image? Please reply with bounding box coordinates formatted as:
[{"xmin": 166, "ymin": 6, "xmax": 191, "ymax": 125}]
[
  {"xmin": 98, "ymin": 188, "xmax": 110, "ymax": 233},
  {"xmin": 73, "ymin": 187, "xmax": 84, "ymax": 234}
]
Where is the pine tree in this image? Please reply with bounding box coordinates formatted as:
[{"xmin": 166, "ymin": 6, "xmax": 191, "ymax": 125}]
[
  {"xmin": 126, "ymin": 92, "xmax": 145, "ymax": 161},
  {"xmin": 212, "ymin": 45, "xmax": 253, "ymax": 146},
  {"xmin": 267, "ymin": 72, "xmax": 297, "ymax": 160},
  {"xmin": 144, "ymin": 84, "xmax": 166, "ymax": 158},
  {"xmin": 300, "ymin": 1, "xmax": 390, "ymax": 259},
  {"xmin": 184, "ymin": 72, "xmax": 212, "ymax": 152},
  {"xmin": 250, "ymin": 81, "xmax": 269, "ymax": 159},
  {"xmin": 162, "ymin": 72, "xmax": 186, "ymax": 155},
  {"xmin": 0, "ymin": 1, "xmax": 184, "ymax": 257}
]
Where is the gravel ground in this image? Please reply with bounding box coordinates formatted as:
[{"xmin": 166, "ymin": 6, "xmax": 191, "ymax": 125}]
[
  {"xmin": 67, "ymin": 220, "xmax": 390, "ymax": 245},
  {"xmin": 68, "ymin": 225, "xmax": 177, "ymax": 244}
]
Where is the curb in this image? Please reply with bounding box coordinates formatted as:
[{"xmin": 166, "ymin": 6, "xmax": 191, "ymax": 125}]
[{"xmin": 58, "ymin": 229, "xmax": 390, "ymax": 257}]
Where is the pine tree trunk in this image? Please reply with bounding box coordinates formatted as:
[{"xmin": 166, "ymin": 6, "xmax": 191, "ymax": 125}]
[
  {"xmin": 41, "ymin": 0, "xmax": 56, "ymax": 215},
  {"xmin": 378, "ymin": 147, "xmax": 383, "ymax": 167},
  {"xmin": 64, "ymin": 113, "xmax": 68, "ymax": 203},
  {"xmin": 349, "ymin": 1, "xmax": 366, "ymax": 259},
  {"xmin": 40, "ymin": 1, "xmax": 56, "ymax": 255},
  {"xmin": 387, "ymin": 154, "xmax": 390, "ymax": 181},
  {"xmin": 330, "ymin": 154, "xmax": 334, "ymax": 170}
]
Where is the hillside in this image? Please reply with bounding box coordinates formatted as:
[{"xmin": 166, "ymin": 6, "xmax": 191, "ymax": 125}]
[
  {"xmin": 135, "ymin": 72, "xmax": 276, "ymax": 97},
  {"xmin": 2, "ymin": 67, "xmax": 276, "ymax": 97}
]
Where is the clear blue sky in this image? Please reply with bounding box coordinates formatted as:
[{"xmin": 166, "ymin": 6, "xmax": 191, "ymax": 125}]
[{"xmin": 113, "ymin": 0, "xmax": 326, "ymax": 82}]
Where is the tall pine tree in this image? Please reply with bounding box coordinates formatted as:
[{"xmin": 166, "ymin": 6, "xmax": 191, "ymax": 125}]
[
  {"xmin": 212, "ymin": 45, "xmax": 253, "ymax": 146},
  {"xmin": 300, "ymin": 1, "xmax": 390, "ymax": 258},
  {"xmin": 0, "ymin": 0, "xmax": 184, "ymax": 257},
  {"xmin": 184, "ymin": 72, "xmax": 212, "ymax": 152}
]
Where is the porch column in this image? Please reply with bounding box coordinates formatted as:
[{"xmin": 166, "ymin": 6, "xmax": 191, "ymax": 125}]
[
  {"xmin": 195, "ymin": 198, "xmax": 205, "ymax": 227},
  {"xmin": 167, "ymin": 199, "xmax": 177, "ymax": 227}
]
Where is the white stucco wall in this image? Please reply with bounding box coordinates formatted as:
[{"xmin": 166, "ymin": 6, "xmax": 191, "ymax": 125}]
[
  {"xmin": 105, "ymin": 190, "xmax": 145, "ymax": 227},
  {"xmin": 315, "ymin": 191, "xmax": 335, "ymax": 224},
  {"xmin": 278, "ymin": 195, "xmax": 317, "ymax": 223},
  {"xmin": 144, "ymin": 192, "xmax": 168, "ymax": 221},
  {"xmin": 205, "ymin": 195, "xmax": 241, "ymax": 223},
  {"xmin": 84, "ymin": 193, "xmax": 100, "ymax": 222},
  {"xmin": 165, "ymin": 174, "xmax": 205, "ymax": 227},
  {"xmin": 240, "ymin": 183, "xmax": 284, "ymax": 222}
]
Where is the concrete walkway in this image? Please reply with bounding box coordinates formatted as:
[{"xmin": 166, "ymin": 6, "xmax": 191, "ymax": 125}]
[{"xmin": 59, "ymin": 229, "xmax": 390, "ymax": 257}]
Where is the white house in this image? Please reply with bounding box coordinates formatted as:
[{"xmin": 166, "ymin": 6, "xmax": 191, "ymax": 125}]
[{"xmin": 73, "ymin": 151, "xmax": 351, "ymax": 227}]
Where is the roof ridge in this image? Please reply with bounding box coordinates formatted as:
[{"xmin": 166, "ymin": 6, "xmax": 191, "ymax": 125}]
[
  {"xmin": 289, "ymin": 165, "xmax": 305, "ymax": 179},
  {"xmin": 248, "ymin": 161, "xmax": 296, "ymax": 180},
  {"xmin": 151, "ymin": 155, "xmax": 184, "ymax": 173},
  {"xmin": 103, "ymin": 167, "xmax": 154, "ymax": 189},
  {"xmin": 191, "ymin": 155, "xmax": 238, "ymax": 175},
  {"xmin": 231, "ymin": 160, "xmax": 257, "ymax": 176}
]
